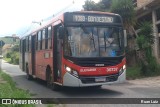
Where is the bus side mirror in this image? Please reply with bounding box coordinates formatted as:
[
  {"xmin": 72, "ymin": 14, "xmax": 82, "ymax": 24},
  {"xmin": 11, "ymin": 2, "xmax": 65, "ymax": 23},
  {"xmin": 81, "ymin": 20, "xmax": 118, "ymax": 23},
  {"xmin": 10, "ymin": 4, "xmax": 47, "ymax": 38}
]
[
  {"xmin": 124, "ymin": 30, "xmax": 127, "ymax": 47},
  {"xmin": 59, "ymin": 26, "xmax": 64, "ymax": 39}
]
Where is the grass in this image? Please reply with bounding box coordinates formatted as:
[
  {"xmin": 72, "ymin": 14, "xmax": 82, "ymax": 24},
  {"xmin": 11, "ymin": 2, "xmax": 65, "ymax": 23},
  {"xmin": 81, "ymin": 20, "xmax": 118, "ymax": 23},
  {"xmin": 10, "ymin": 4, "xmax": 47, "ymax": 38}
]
[
  {"xmin": 126, "ymin": 66, "xmax": 142, "ymax": 80},
  {"xmin": 47, "ymin": 104, "xmax": 55, "ymax": 107},
  {"xmin": 3, "ymin": 57, "xmax": 11, "ymax": 63},
  {"xmin": 0, "ymin": 71, "xmax": 35, "ymax": 107},
  {"xmin": 3, "ymin": 56, "xmax": 19, "ymax": 65},
  {"xmin": 126, "ymin": 65, "xmax": 160, "ymax": 80}
]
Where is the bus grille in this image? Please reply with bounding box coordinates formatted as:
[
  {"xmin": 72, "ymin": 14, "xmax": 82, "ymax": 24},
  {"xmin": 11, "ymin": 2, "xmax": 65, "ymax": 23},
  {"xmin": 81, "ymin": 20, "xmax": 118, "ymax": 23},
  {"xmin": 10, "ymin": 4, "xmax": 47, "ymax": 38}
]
[{"xmin": 79, "ymin": 74, "xmax": 119, "ymax": 84}]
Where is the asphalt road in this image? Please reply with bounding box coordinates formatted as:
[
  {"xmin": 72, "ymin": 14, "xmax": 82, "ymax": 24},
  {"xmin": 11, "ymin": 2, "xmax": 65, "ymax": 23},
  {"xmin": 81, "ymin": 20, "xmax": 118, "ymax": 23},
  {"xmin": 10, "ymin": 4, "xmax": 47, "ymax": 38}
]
[{"xmin": 1, "ymin": 59, "xmax": 160, "ymax": 107}]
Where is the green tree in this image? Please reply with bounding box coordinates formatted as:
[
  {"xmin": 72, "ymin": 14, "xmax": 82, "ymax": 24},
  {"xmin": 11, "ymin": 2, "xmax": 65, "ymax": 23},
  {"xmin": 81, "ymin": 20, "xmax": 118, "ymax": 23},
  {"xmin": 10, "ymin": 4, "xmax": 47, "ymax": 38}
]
[
  {"xmin": 83, "ymin": 0, "xmax": 99, "ymax": 11},
  {"xmin": 11, "ymin": 44, "xmax": 19, "ymax": 52},
  {"xmin": 111, "ymin": 0, "xmax": 136, "ymax": 34},
  {"xmin": 99, "ymin": 0, "xmax": 112, "ymax": 11},
  {"xmin": 136, "ymin": 22, "xmax": 159, "ymax": 75},
  {"xmin": 83, "ymin": 0, "xmax": 112, "ymax": 11}
]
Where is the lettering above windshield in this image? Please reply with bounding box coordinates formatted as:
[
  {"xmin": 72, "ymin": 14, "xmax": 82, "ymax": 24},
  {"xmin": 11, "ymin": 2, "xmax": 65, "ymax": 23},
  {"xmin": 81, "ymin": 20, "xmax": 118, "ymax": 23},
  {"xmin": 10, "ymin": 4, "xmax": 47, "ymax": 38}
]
[{"xmin": 73, "ymin": 15, "xmax": 114, "ymax": 23}]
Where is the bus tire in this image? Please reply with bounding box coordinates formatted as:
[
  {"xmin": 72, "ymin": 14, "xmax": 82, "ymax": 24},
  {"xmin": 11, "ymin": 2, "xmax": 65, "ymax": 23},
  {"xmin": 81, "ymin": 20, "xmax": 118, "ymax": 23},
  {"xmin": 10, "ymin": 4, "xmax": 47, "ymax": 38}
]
[
  {"xmin": 26, "ymin": 65, "xmax": 32, "ymax": 80},
  {"xmin": 51, "ymin": 83, "xmax": 61, "ymax": 91},
  {"xmin": 46, "ymin": 67, "xmax": 61, "ymax": 91},
  {"xmin": 46, "ymin": 67, "xmax": 52, "ymax": 88}
]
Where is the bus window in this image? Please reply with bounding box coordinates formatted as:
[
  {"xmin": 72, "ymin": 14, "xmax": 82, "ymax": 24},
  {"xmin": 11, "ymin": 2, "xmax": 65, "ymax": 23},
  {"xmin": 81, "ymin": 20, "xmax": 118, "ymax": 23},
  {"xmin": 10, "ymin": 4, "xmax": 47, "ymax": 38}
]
[
  {"xmin": 48, "ymin": 26, "xmax": 52, "ymax": 49},
  {"xmin": 38, "ymin": 31, "xmax": 42, "ymax": 50},
  {"xmin": 42, "ymin": 29, "xmax": 45, "ymax": 50},
  {"xmin": 26, "ymin": 36, "xmax": 29, "ymax": 52},
  {"xmin": 45, "ymin": 28, "xmax": 48, "ymax": 49},
  {"xmin": 36, "ymin": 34, "xmax": 38, "ymax": 50},
  {"xmin": 29, "ymin": 35, "xmax": 31, "ymax": 52}
]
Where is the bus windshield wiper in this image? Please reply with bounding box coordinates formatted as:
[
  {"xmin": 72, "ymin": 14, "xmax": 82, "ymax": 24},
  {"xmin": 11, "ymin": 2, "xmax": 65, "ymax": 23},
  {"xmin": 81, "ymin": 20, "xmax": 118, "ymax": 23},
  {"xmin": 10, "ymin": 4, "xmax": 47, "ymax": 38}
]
[
  {"xmin": 80, "ymin": 25, "xmax": 96, "ymax": 51},
  {"xmin": 104, "ymin": 32, "xmax": 107, "ymax": 51},
  {"xmin": 104, "ymin": 35, "xmax": 112, "ymax": 47},
  {"xmin": 90, "ymin": 29, "xmax": 96, "ymax": 51}
]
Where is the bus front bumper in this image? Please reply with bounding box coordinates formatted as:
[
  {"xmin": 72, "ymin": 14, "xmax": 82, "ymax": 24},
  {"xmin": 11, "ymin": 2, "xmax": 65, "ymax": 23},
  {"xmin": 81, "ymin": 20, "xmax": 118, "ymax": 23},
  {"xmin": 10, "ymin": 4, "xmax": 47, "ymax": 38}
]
[{"xmin": 63, "ymin": 70, "xmax": 126, "ymax": 87}]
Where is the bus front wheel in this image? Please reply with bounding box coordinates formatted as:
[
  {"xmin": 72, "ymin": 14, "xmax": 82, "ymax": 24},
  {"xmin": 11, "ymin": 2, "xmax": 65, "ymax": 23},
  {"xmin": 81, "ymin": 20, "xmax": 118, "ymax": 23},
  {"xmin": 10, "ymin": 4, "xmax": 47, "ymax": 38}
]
[{"xmin": 46, "ymin": 67, "xmax": 61, "ymax": 91}]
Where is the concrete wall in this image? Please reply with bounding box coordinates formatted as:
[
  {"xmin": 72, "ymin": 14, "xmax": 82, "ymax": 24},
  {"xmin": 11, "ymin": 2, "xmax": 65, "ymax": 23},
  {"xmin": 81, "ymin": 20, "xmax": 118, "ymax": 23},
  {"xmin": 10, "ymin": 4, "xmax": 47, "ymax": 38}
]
[
  {"xmin": 135, "ymin": 0, "xmax": 160, "ymax": 63},
  {"xmin": 137, "ymin": 0, "xmax": 151, "ymax": 7}
]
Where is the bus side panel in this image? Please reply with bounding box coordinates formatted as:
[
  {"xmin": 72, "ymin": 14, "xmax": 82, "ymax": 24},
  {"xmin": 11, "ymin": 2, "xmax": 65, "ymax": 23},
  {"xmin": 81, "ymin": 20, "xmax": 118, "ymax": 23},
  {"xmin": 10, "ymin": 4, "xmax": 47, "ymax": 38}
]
[
  {"xmin": 42, "ymin": 50, "xmax": 53, "ymax": 80},
  {"xmin": 35, "ymin": 50, "xmax": 53, "ymax": 80},
  {"xmin": 35, "ymin": 51, "xmax": 43, "ymax": 79}
]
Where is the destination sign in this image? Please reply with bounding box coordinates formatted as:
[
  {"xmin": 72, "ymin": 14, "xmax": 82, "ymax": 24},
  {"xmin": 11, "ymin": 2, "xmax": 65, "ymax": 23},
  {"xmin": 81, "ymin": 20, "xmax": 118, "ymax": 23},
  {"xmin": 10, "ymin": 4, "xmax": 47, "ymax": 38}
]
[{"xmin": 73, "ymin": 15, "xmax": 114, "ymax": 23}]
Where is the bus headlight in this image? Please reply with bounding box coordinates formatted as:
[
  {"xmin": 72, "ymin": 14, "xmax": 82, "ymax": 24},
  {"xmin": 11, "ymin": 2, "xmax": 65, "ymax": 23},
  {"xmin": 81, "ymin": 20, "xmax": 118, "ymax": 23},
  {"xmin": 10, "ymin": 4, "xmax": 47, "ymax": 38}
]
[
  {"xmin": 66, "ymin": 66, "xmax": 71, "ymax": 72},
  {"xmin": 123, "ymin": 65, "xmax": 126, "ymax": 70},
  {"xmin": 65, "ymin": 66, "xmax": 79, "ymax": 78}
]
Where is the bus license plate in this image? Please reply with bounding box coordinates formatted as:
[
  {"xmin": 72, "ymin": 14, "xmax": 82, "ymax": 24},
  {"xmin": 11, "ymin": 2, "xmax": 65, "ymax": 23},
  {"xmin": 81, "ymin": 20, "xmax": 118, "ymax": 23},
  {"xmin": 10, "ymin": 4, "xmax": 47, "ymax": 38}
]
[{"xmin": 95, "ymin": 77, "xmax": 106, "ymax": 82}]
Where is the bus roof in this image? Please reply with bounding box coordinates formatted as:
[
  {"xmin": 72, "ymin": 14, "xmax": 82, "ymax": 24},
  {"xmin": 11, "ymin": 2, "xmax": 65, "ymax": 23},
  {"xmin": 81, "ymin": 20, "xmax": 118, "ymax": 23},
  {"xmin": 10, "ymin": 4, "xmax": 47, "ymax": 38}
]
[
  {"xmin": 72, "ymin": 11, "xmax": 119, "ymax": 16},
  {"xmin": 21, "ymin": 11, "xmax": 121, "ymax": 38}
]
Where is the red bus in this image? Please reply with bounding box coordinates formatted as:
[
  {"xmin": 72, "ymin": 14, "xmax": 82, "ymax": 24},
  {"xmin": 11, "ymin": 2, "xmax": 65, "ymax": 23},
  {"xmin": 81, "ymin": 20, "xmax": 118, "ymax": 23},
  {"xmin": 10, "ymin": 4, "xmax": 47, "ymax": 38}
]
[{"xmin": 19, "ymin": 11, "xmax": 127, "ymax": 90}]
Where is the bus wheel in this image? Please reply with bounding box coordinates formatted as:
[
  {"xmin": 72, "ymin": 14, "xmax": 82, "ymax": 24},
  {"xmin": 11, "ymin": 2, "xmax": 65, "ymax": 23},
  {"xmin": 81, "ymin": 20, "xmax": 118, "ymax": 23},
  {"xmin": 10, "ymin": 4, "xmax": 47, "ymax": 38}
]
[
  {"xmin": 46, "ymin": 67, "xmax": 61, "ymax": 91},
  {"xmin": 46, "ymin": 67, "xmax": 52, "ymax": 88},
  {"xmin": 26, "ymin": 65, "xmax": 32, "ymax": 80},
  {"xmin": 51, "ymin": 83, "xmax": 61, "ymax": 91}
]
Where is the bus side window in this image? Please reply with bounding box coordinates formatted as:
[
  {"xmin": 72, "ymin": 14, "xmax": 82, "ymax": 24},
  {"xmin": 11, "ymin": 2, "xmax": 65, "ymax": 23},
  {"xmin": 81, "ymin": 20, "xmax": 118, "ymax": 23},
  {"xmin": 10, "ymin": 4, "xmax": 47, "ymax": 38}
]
[
  {"xmin": 29, "ymin": 35, "xmax": 31, "ymax": 52},
  {"xmin": 38, "ymin": 31, "xmax": 42, "ymax": 50},
  {"xmin": 48, "ymin": 26, "xmax": 52, "ymax": 49},
  {"xmin": 42, "ymin": 29, "xmax": 45, "ymax": 50},
  {"xmin": 36, "ymin": 34, "xmax": 38, "ymax": 50},
  {"xmin": 26, "ymin": 36, "xmax": 29, "ymax": 52},
  {"xmin": 45, "ymin": 28, "xmax": 48, "ymax": 49}
]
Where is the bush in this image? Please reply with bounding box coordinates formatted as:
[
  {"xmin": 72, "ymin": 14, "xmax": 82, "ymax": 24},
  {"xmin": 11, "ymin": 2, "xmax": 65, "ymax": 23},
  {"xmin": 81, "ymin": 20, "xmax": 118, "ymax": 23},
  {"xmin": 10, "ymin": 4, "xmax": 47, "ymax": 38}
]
[
  {"xmin": 6, "ymin": 52, "xmax": 11, "ymax": 58},
  {"xmin": 136, "ymin": 21, "xmax": 160, "ymax": 76},
  {"xmin": 10, "ymin": 52, "xmax": 19, "ymax": 65},
  {"xmin": 138, "ymin": 54, "xmax": 160, "ymax": 76},
  {"xmin": 5, "ymin": 51, "xmax": 19, "ymax": 65}
]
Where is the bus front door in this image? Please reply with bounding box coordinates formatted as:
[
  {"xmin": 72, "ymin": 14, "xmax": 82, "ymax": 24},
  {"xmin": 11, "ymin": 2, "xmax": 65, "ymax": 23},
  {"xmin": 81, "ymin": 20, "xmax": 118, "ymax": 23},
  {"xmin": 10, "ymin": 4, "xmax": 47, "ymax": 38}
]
[{"xmin": 53, "ymin": 26, "xmax": 62, "ymax": 82}]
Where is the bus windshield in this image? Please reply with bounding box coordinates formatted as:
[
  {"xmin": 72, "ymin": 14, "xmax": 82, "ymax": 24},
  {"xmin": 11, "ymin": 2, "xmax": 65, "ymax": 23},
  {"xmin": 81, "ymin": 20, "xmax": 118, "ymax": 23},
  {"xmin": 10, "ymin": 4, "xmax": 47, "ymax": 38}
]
[{"xmin": 64, "ymin": 26, "xmax": 124, "ymax": 58}]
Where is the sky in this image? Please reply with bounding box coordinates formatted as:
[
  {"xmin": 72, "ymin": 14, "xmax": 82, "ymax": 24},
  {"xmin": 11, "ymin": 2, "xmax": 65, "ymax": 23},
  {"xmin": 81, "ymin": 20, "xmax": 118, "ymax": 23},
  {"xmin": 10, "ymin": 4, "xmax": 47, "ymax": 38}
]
[{"xmin": 0, "ymin": 0, "xmax": 99, "ymax": 37}]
